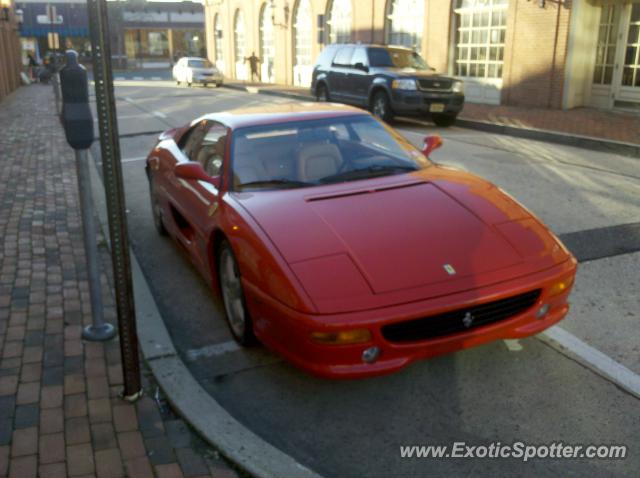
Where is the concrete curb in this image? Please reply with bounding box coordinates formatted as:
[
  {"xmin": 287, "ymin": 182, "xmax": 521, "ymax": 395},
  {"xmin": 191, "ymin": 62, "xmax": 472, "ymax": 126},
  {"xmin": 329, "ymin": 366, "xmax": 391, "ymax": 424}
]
[
  {"xmin": 221, "ymin": 83, "xmax": 640, "ymax": 158},
  {"xmin": 87, "ymin": 152, "xmax": 322, "ymax": 478}
]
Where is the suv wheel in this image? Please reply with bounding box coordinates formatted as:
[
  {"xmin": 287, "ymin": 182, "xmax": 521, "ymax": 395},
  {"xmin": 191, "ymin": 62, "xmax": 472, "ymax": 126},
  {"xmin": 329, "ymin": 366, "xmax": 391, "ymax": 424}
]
[
  {"xmin": 432, "ymin": 113, "xmax": 457, "ymax": 127},
  {"xmin": 316, "ymin": 84, "xmax": 329, "ymax": 102},
  {"xmin": 371, "ymin": 91, "xmax": 393, "ymax": 122}
]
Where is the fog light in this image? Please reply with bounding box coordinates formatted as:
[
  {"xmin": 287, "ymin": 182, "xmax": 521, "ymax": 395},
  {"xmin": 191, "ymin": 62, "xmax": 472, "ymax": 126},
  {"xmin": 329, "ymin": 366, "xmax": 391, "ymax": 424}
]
[
  {"xmin": 362, "ymin": 346, "xmax": 380, "ymax": 363},
  {"xmin": 536, "ymin": 304, "xmax": 550, "ymax": 319},
  {"xmin": 310, "ymin": 329, "xmax": 371, "ymax": 345}
]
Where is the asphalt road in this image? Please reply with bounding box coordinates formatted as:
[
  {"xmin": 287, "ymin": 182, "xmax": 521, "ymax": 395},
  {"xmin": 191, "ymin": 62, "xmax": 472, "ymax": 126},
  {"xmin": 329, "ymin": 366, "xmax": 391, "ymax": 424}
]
[{"xmin": 90, "ymin": 83, "xmax": 640, "ymax": 477}]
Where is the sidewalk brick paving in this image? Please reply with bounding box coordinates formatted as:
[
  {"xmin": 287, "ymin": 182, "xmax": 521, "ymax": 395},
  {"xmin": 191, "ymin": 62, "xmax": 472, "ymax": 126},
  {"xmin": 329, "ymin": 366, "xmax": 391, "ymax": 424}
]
[{"xmin": 0, "ymin": 84, "xmax": 241, "ymax": 477}]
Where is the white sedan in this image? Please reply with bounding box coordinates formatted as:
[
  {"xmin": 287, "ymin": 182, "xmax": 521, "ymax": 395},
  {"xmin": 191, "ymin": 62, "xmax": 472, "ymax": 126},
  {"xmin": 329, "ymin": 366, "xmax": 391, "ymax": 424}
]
[{"xmin": 172, "ymin": 57, "xmax": 223, "ymax": 87}]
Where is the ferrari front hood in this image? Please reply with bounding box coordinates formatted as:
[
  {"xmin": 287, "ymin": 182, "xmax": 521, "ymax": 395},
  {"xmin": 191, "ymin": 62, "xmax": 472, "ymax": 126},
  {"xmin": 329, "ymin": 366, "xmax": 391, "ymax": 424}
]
[{"xmin": 234, "ymin": 167, "xmax": 570, "ymax": 312}]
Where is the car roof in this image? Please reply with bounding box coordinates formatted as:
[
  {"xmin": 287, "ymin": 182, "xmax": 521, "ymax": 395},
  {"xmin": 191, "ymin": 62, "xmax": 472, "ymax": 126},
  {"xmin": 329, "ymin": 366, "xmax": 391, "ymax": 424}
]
[
  {"xmin": 325, "ymin": 43, "xmax": 414, "ymax": 51},
  {"xmin": 197, "ymin": 103, "xmax": 369, "ymax": 129}
]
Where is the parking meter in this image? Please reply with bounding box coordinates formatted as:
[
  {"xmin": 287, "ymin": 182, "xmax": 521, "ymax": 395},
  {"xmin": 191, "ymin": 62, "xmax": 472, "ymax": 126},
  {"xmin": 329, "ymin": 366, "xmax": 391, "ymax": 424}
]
[{"xmin": 60, "ymin": 50, "xmax": 94, "ymax": 150}]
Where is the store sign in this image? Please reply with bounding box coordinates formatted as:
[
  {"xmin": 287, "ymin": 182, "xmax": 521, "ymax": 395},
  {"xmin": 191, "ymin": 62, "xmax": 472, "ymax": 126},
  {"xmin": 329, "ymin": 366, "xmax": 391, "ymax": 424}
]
[{"xmin": 37, "ymin": 14, "xmax": 63, "ymax": 24}]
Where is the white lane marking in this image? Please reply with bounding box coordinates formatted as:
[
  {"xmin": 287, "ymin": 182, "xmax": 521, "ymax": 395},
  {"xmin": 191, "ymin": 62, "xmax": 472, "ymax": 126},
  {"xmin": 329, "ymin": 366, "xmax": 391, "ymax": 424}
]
[
  {"xmin": 503, "ymin": 339, "xmax": 523, "ymax": 352},
  {"xmin": 122, "ymin": 156, "xmax": 147, "ymax": 163},
  {"xmin": 153, "ymin": 110, "xmax": 168, "ymax": 119},
  {"xmin": 124, "ymin": 97, "xmax": 133, "ymax": 102},
  {"xmin": 186, "ymin": 340, "xmax": 240, "ymax": 362},
  {"xmin": 540, "ymin": 326, "xmax": 640, "ymax": 399}
]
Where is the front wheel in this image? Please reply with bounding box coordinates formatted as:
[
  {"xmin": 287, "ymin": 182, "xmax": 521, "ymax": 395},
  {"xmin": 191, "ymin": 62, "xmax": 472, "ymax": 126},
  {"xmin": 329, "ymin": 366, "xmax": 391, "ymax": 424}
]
[
  {"xmin": 218, "ymin": 241, "xmax": 256, "ymax": 346},
  {"xmin": 432, "ymin": 113, "xmax": 457, "ymax": 127},
  {"xmin": 149, "ymin": 178, "xmax": 168, "ymax": 236},
  {"xmin": 371, "ymin": 91, "xmax": 394, "ymax": 122}
]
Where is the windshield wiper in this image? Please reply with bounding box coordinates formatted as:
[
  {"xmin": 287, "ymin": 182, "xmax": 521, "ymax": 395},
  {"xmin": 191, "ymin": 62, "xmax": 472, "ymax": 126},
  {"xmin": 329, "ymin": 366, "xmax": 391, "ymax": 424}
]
[
  {"xmin": 319, "ymin": 164, "xmax": 418, "ymax": 184},
  {"xmin": 238, "ymin": 178, "xmax": 313, "ymax": 189}
]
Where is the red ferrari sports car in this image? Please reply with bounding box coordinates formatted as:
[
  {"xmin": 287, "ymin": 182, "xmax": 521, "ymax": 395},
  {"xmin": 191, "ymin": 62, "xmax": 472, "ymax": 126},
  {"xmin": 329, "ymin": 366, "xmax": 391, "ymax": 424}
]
[{"xmin": 145, "ymin": 103, "xmax": 577, "ymax": 379}]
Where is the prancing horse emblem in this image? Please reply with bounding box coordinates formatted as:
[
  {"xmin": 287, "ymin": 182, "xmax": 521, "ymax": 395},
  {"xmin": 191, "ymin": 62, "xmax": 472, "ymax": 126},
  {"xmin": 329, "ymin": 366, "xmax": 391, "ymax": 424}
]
[
  {"xmin": 443, "ymin": 264, "xmax": 456, "ymax": 275},
  {"xmin": 462, "ymin": 312, "xmax": 474, "ymax": 328}
]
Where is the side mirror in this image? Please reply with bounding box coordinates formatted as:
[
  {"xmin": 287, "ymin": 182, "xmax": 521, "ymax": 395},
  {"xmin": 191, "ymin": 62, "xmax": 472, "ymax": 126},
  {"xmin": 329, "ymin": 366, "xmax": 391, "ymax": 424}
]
[
  {"xmin": 354, "ymin": 62, "xmax": 368, "ymax": 72},
  {"xmin": 421, "ymin": 135, "xmax": 443, "ymax": 157},
  {"xmin": 175, "ymin": 162, "xmax": 221, "ymax": 188}
]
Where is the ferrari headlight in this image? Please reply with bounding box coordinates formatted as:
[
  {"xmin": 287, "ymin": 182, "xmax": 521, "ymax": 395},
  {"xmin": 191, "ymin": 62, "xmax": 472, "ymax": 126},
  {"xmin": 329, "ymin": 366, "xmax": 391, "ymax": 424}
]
[
  {"xmin": 391, "ymin": 79, "xmax": 417, "ymax": 90},
  {"xmin": 452, "ymin": 80, "xmax": 464, "ymax": 93},
  {"xmin": 311, "ymin": 329, "xmax": 372, "ymax": 345}
]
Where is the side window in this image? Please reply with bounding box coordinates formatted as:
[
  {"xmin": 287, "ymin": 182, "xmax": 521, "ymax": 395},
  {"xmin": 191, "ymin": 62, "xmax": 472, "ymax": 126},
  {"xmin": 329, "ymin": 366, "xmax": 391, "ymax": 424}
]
[
  {"xmin": 351, "ymin": 48, "xmax": 368, "ymax": 68},
  {"xmin": 332, "ymin": 47, "xmax": 354, "ymax": 67},
  {"xmin": 179, "ymin": 123, "xmax": 206, "ymax": 160},
  {"xmin": 196, "ymin": 122, "xmax": 227, "ymax": 177},
  {"xmin": 316, "ymin": 46, "xmax": 337, "ymax": 67}
]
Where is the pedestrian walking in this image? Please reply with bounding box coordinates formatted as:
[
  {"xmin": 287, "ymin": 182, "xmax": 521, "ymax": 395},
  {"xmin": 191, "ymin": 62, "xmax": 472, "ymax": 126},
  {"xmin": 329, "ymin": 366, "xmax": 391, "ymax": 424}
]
[
  {"xmin": 27, "ymin": 51, "xmax": 38, "ymax": 81},
  {"xmin": 245, "ymin": 52, "xmax": 261, "ymax": 82}
]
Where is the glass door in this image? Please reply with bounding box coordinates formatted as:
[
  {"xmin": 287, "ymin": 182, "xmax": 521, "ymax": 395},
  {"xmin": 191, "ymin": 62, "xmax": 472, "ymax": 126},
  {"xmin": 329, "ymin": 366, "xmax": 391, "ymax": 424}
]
[{"xmin": 614, "ymin": 3, "xmax": 640, "ymax": 105}]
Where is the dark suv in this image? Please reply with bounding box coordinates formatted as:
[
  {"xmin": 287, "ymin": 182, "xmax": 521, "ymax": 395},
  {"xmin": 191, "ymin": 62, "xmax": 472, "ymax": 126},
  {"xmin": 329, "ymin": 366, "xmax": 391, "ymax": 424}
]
[{"xmin": 311, "ymin": 44, "xmax": 464, "ymax": 126}]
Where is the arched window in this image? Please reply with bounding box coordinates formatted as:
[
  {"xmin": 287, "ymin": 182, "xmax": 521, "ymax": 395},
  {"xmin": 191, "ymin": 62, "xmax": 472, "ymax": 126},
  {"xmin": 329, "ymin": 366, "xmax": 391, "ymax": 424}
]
[
  {"xmin": 327, "ymin": 0, "xmax": 352, "ymax": 44},
  {"xmin": 234, "ymin": 9, "xmax": 247, "ymax": 80},
  {"xmin": 453, "ymin": 0, "xmax": 508, "ymax": 79},
  {"xmin": 293, "ymin": 0, "xmax": 312, "ymax": 86},
  {"xmin": 214, "ymin": 14, "xmax": 224, "ymax": 73},
  {"xmin": 386, "ymin": 0, "xmax": 424, "ymax": 49},
  {"xmin": 260, "ymin": 2, "xmax": 275, "ymax": 83}
]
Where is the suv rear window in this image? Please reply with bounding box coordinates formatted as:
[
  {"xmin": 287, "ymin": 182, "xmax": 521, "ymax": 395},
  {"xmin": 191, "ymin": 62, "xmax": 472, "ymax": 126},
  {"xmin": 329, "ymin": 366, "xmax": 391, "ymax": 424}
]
[{"xmin": 315, "ymin": 45, "xmax": 338, "ymax": 67}]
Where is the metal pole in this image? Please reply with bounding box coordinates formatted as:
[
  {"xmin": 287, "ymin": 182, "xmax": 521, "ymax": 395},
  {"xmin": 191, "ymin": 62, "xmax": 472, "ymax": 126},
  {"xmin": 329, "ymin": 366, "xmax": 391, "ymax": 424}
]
[
  {"xmin": 76, "ymin": 149, "xmax": 116, "ymax": 342},
  {"xmin": 86, "ymin": 0, "xmax": 142, "ymax": 401}
]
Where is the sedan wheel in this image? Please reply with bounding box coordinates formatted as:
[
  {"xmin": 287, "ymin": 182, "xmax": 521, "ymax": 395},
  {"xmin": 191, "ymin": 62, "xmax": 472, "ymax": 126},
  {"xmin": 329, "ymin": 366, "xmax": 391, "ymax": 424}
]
[{"xmin": 219, "ymin": 241, "xmax": 255, "ymax": 345}]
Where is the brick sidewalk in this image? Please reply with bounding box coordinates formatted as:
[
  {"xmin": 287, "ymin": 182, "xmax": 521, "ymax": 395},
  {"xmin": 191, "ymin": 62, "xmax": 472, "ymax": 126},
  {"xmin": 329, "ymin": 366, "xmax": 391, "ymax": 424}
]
[
  {"xmin": 225, "ymin": 81, "xmax": 640, "ymax": 145},
  {"xmin": 0, "ymin": 85, "xmax": 239, "ymax": 477}
]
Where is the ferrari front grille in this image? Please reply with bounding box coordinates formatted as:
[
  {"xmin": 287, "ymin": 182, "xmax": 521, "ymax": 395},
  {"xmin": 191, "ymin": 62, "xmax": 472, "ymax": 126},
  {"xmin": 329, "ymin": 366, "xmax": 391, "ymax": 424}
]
[{"xmin": 381, "ymin": 289, "xmax": 542, "ymax": 343}]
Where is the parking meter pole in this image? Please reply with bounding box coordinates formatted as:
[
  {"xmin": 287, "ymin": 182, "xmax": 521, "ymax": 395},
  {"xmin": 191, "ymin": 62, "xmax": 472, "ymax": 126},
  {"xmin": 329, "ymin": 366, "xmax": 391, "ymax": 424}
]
[
  {"xmin": 86, "ymin": 0, "xmax": 142, "ymax": 401},
  {"xmin": 76, "ymin": 149, "xmax": 116, "ymax": 342},
  {"xmin": 60, "ymin": 50, "xmax": 116, "ymax": 344}
]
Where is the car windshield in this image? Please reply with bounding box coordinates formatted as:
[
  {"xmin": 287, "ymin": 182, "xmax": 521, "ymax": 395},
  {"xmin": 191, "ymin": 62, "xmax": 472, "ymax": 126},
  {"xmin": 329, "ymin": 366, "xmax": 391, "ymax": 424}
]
[
  {"xmin": 231, "ymin": 115, "xmax": 430, "ymax": 191},
  {"xmin": 368, "ymin": 48, "xmax": 429, "ymax": 70},
  {"xmin": 188, "ymin": 59, "xmax": 213, "ymax": 68}
]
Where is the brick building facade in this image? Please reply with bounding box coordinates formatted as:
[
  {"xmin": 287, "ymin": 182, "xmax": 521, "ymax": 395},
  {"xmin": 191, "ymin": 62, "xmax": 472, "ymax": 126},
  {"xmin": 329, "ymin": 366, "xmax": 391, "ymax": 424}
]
[
  {"xmin": 203, "ymin": 0, "xmax": 640, "ymax": 110},
  {"xmin": 0, "ymin": 0, "xmax": 22, "ymax": 101}
]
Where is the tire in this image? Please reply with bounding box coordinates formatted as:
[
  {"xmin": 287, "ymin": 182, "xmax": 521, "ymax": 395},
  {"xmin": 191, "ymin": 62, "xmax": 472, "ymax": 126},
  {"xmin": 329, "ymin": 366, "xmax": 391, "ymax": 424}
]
[
  {"xmin": 432, "ymin": 113, "xmax": 457, "ymax": 127},
  {"xmin": 216, "ymin": 82, "xmax": 222, "ymax": 87},
  {"xmin": 316, "ymin": 84, "xmax": 329, "ymax": 102},
  {"xmin": 176, "ymin": 80, "xmax": 180, "ymax": 86},
  {"xmin": 218, "ymin": 240, "xmax": 256, "ymax": 346},
  {"xmin": 187, "ymin": 81, "xmax": 192, "ymax": 87},
  {"xmin": 371, "ymin": 90, "xmax": 394, "ymax": 122},
  {"xmin": 149, "ymin": 178, "xmax": 168, "ymax": 236}
]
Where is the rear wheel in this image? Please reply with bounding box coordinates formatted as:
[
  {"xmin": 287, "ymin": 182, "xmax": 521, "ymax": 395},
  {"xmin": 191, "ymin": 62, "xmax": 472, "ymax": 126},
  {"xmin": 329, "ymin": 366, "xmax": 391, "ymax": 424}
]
[
  {"xmin": 432, "ymin": 113, "xmax": 457, "ymax": 127},
  {"xmin": 218, "ymin": 240, "xmax": 256, "ymax": 345},
  {"xmin": 316, "ymin": 84, "xmax": 329, "ymax": 102},
  {"xmin": 371, "ymin": 90, "xmax": 394, "ymax": 122},
  {"xmin": 176, "ymin": 80, "xmax": 180, "ymax": 86}
]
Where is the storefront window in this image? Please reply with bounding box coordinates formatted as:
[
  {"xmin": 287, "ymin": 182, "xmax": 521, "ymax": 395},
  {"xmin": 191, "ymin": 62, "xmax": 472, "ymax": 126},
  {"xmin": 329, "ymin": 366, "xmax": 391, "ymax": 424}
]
[
  {"xmin": 214, "ymin": 14, "xmax": 223, "ymax": 64},
  {"xmin": 593, "ymin": 6, "xmax": 618, "ymax": 85},
  {"xmin": 386, "ymin": 0, "xmax": 424, "ymax": 49},
  {"xmin": 260, "ymin": 3, "xmax": 275, "ymax": 82},
  {"xmin": 622, "ymin": 3, "xmax": 640, "ymax": 87},
  {"xmin": 328, "ymin": 0, "xmax": 352, "ymax": 44},
  {"xmin": 293, "ymin": 0, "xmax": 312, "ymax": 86},
  {"xmin": 234, "ymin": 9, "xmax": 247, "ymax": 80},
  {"xmin": 454, "ymin": 0, "xmax": 508, "ymax": 79}
]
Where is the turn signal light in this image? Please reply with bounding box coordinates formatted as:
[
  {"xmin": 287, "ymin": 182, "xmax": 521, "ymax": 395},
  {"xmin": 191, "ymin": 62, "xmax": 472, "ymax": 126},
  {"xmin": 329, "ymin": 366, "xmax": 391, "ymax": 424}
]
[
  {"xmin": 311, "ymin": 329, "xmax": 372, "ymax": 345},
  {"xmin": 548, "ymin": 276, "xmax": 574, "ymax": 298}
]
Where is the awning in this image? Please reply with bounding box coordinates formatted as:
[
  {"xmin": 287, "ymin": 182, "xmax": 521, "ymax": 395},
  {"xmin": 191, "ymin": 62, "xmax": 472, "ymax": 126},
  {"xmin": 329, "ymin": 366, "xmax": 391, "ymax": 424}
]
[{"xmin": 19, "ymin": 26, "xmax": 89, "ymax": 38}]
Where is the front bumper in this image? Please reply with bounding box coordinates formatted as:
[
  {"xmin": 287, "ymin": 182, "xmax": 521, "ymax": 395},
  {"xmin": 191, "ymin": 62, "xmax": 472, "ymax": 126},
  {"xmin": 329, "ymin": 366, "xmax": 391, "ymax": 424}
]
[
  {"xmin": 390, "ymin": 90, "xmax": 465, "ymax": 116},
  {"xmin": 243, "ymin": 257, "xmax": 577, "ymax": 379},
  {"xmin": 195, "ymin": 75, "xmax": 223, "ymax": 84}
]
